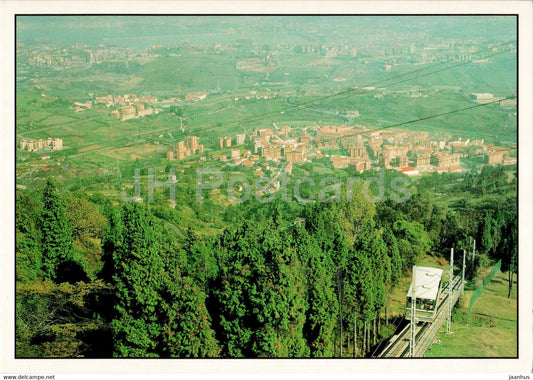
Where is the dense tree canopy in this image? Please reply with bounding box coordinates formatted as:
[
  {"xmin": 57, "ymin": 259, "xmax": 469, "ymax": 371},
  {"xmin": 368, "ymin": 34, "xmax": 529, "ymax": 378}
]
[
  {"xmin": 15, "ymin": 169, "xmax": 517, "ymax": 358},
  {"xmin": 40, "ymin": 179, "xmax": 76, "ymax": 281}
]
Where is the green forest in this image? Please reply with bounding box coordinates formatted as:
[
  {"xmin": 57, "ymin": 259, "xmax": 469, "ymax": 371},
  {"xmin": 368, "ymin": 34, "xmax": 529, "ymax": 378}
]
[{"xmin": 15, "ymin": 164, "xmax": 517, "ymax": 358}]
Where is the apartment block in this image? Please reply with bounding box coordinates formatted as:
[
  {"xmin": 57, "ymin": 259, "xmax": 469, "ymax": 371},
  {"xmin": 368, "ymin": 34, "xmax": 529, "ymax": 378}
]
[
  {"xmin": 218, "ymin": 136, "xmax": 232, "ymax": 149},
  {"xmin": 236, "ymin": 133, "xmax": 246, "ymax": 146}
]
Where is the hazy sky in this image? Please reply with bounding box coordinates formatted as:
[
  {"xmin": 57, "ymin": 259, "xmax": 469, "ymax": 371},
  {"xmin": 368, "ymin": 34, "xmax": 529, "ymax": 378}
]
[{"xmin": 16, "ymin": 15, "xmax": 516, "ymax": 48}]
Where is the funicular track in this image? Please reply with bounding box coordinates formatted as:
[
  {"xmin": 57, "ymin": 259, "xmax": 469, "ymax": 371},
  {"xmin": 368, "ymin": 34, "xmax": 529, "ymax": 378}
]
[{"xmin": 373, "ymin": 275, "xmax": 464, "ymax": 358}]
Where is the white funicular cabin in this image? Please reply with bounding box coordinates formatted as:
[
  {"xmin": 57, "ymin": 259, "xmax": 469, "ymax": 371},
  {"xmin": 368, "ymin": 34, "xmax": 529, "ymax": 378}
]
[{"xmin": 405, "ymin": 267, "xmax": 443, "ymax": 323}]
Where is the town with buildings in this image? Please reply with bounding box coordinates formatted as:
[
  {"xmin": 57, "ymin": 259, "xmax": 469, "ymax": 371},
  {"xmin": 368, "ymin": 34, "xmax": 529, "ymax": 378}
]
[
  {"xmin": 16, "ymin": 30, "xmax": 515, "ymax": 77},
  {"xmin": 73, "ymin": 93, "xmax": 162, "ymax": 121},
  {"xmin": 165, "ymin": 123, "xmax": 516, "ymax": 179},
  {"xmin": 15, "ymin": 16, "xmax": 517, "ymax": 199}
]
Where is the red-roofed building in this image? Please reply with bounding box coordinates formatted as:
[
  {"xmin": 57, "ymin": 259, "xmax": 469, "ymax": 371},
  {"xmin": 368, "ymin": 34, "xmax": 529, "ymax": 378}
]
[{"xmin": 400, "ymin": 166, "xmax": 419, "ymax": 176}]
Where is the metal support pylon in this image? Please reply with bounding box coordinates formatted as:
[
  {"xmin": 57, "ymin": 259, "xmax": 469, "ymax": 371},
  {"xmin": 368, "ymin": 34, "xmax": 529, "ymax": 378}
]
[
  {"xmin": 447, "ymin": 248, "xmax": 454, "ymax": 334},
  {"xmin": 462, "ymin": 249, "xmax": 466, "ymax": 294},
  {"xmin": 409, "ymin": 265, "xmax": 416, "ymax": 357}
]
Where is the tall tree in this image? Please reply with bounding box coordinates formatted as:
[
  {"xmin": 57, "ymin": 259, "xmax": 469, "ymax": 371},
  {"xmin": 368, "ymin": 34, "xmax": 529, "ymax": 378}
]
[
  {"xmin": 99, "ymin": 206, "xmax": 123, "ymax": 284},
  {"xmin": 253, "ymin": 224, "xmax": 308, "ymax": 357},
  {"xmin": 383, "ymin": 228, "xmax": 402, "ymax": 285},
  {"xmin": 40, "ymin": 179, "xmax": 75, "ymax": 282},
  {"xmin": 348, "ymin": 222, "xmax": 387, "ymax": 354},
  {"xmin": 295, "ymin": 227, "xmax": 337, "ymax": 357},
  {"xmin": 213, "ymin": 218, "xmax": 309, "ymax": 357},
  {"xmin": 16, "ymin": 191, "xmax": 43, "ymax": 282},
  {"xmin": 439, "ymin": 211, "xmax": 466, "ymax": 257},
  {"xmin": 336, "ymin": 185, "xmax": 376, "ymax": 246},
  {"xmin": 64, "ymin": 193, "xmax": 107, "ymax": 245},
  {"xmin": 490, "ymin": 208, "xmax": 505, "ymax": 257},
  {"xmin": 426, "ymin": 205, "xmax": 444, "ymax": 252},
  {"xmin": 182, "ymin": 228, "xmax": 217, "ymax": 287},
  {"xmin": 160, "ymin": 247, "xmax": 220, "ymax": 357},
  {"xmin": 392, "ymin": 219, "xmax": 431, "ymax": 271},
  {"xmin": 112, "ymin": 203, "xmax": 165, "ymax": 357},
  {"xmin": 498, "ymin": 211, "xmax": 518, "ymax": 298},
  {"xmin": 211, "ymin": 223, "xmax": 266, "ymax": 357},
  {"xmin": 480, "ymin": 213, "xmax": 494, "ymax": 255},
  {"xmin": 345, "ymin": 248, "xmax": 375, "ymax": 355}
]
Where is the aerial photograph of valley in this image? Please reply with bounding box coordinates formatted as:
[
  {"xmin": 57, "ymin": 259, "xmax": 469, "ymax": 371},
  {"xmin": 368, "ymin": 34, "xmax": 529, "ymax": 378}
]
[{"xmin": 13, "ymin": 14, "xmax": 518, "ymax": 363}]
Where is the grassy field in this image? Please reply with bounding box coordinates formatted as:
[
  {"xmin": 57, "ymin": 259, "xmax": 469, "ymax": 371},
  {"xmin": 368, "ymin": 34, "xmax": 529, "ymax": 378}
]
[{"xmin": 426, "ymin": 269, "xmax": 517, "ymax": 357}]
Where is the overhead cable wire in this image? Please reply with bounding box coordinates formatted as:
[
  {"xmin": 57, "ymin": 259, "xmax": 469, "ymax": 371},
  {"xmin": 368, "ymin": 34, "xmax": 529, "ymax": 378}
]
[
  {"xmin": 358, "ymin": 95, "xmax": 517, "ymax": 135},
  {"xmin": 55, "ymin": 40, "xmax": 517, "ymax": 157},
  {"xmin": 189, "ymin": 39, "xmax": 516, "ymax": 131}
]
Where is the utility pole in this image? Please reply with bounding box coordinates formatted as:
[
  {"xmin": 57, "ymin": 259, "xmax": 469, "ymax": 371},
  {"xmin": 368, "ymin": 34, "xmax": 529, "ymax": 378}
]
[
  {"xmin": 447, "ymin": 248, "xmax": 454, "ymax": 334},
  {"xmin": 409, "ymin": 265, "xmax": 416, "ymax": 357},
  {"xmin": 462, "ymin": 249, "xmax": 466, "ymax": 294}
]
